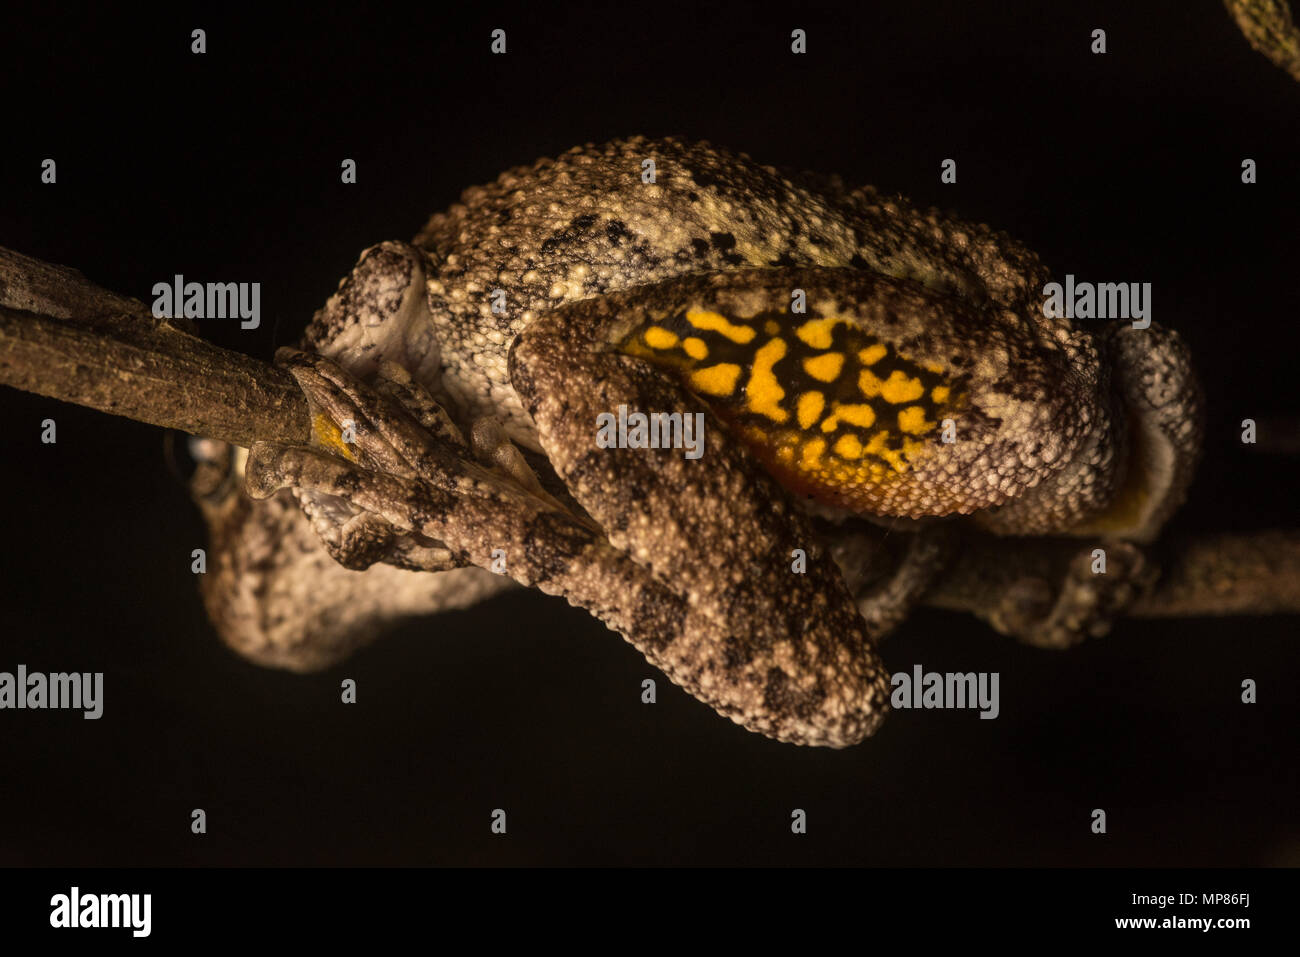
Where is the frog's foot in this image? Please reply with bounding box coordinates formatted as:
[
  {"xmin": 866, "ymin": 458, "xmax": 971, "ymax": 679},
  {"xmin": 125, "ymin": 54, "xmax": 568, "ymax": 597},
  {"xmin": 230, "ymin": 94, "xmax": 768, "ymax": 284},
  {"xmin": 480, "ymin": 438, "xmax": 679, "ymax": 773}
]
[
  {"xmin": 247, "ymin": 348, "xmax": 648, "ymax": 594},
  {"xmin": 936, "ymin": 537, "xmax": 1156, "ymax": 650},
  {"xmin": 250, "ymin": 348, "xmax": 490, "ymax": 573},
  {"xmin": 1001, "ymin": 541, "xmax": 1153, "ymax": 649}
]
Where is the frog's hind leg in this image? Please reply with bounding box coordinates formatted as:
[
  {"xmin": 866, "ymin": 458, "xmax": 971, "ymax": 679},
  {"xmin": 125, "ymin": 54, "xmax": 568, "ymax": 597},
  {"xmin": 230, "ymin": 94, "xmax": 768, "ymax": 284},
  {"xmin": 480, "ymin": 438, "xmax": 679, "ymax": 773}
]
[{"xmin": 508, "ymin": 271, "xmax": 898, "ymax": 748}]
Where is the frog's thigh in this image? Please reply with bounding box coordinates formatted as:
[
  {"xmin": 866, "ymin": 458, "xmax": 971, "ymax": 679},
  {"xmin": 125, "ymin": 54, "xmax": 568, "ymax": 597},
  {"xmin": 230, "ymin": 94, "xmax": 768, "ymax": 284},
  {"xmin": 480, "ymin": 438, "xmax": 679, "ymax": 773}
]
[{"xmin": 508, "ymin": 278, "xmax": 892, "ymax": 748}]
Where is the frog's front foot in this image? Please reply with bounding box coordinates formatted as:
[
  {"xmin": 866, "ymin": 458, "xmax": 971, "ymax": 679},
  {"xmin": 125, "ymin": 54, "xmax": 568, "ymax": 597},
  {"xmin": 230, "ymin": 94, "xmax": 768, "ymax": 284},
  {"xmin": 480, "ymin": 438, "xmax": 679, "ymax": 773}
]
[{"xmin": 246, "ymin": 348, "xmax": 503, "ymax": 573}]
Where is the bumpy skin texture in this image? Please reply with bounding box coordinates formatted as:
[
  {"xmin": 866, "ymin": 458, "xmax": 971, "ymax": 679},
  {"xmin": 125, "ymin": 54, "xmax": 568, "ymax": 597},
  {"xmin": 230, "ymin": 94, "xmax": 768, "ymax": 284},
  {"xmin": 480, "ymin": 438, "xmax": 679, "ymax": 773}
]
[
  {"xmin": 197, "ymin": 137, "xmax": 1202, "ymax": 747},
  {"xmin": 411, "ymin": 137, "xmax": 1057, "ymax": 448}
]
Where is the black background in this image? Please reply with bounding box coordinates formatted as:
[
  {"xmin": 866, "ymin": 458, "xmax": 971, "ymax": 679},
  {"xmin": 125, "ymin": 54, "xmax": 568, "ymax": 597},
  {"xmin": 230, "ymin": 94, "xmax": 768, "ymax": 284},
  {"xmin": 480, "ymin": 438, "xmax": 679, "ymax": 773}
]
[{"xmin": 0, "ymin": 1, "xmax": 1295, "ymax": 865}]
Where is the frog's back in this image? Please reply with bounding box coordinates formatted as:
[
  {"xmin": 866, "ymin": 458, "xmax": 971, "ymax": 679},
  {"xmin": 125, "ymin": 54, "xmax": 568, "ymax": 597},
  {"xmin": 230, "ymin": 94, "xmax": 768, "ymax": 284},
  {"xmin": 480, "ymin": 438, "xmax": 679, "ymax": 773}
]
[
  {"xmin": 415, "ymin": 136, "xmax": 865, "ymax": 323},
  {"xmin": 415, "ymin": 136, "xmax": 1051, "ymax": 321},
  {"xmin": 412, "ymin": 137, "xmax": 1061, "ymax": 443}
]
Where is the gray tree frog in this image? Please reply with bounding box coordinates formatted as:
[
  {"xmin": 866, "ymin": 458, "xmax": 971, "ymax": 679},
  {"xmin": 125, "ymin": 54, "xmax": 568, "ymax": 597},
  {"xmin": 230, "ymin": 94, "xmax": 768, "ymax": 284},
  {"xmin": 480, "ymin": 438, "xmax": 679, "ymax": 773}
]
[{"xmin": 191, "ymin": 137, "xmax": 1202, "ymax": 748}]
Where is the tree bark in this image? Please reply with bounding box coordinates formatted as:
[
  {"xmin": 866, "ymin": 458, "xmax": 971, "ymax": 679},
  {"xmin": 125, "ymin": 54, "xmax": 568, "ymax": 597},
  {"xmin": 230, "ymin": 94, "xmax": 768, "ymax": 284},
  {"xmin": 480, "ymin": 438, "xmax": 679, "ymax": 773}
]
[{"xmin": 0, "ymin": 247, "xmax": 309, "ymax": 448}]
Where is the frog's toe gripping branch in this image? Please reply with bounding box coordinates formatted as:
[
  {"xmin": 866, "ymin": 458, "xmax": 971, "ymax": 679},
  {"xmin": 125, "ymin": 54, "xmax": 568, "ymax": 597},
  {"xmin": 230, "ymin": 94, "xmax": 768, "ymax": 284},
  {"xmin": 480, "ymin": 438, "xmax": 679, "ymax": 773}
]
[
  {"xmin": 267, "ymin": 349, "xmax": 472, "ymax": 574},
  {"xmin": 926, "ymin": 533, "xmax": 1157, "ymax": 649},
  {"xmin": 989, "ymin": 541, "xmax": 1154, "ymax": 649},
  {"xmin": 509, "ymin": 281, "xmax": 894, "ymax": 748}
]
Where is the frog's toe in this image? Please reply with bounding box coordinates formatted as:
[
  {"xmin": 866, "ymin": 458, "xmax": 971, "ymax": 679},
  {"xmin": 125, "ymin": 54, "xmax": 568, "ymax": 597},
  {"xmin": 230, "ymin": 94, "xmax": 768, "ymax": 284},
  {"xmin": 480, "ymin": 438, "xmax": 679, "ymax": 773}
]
[
  {"xmin": 373, "ymin": 359, "xmax": 468, "ymax": 450},
  {"xmin": 987, "ymin": 541, "xmax": 1155, "ymax": 649},
  {"xmin": 310, "ymin": 507, "xmax": 400, "ymax": 571}
]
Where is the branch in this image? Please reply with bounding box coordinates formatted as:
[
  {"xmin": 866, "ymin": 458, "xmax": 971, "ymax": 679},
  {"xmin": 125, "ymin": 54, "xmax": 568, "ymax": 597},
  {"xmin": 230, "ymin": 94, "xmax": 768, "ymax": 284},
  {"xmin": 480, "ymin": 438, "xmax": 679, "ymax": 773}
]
[
  {"xmin": 1128, "ymin": 529, "xmax": 1300, "ymax": 617},
  {"xmin": 0, "ymin": 245, "xmax": 1295, "ymax": 623},
  {"xmin": 0, "ymin": 247, "xmax": 309, "ymax": 448}
]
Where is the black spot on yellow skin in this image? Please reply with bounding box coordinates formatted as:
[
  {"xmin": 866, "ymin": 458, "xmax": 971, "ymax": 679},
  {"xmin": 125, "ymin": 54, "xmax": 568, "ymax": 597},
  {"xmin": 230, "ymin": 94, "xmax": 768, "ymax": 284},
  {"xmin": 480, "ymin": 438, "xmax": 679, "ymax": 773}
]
[{"xmin": 618, "ymin": 307, "xmax": 966, "ymax": 512}]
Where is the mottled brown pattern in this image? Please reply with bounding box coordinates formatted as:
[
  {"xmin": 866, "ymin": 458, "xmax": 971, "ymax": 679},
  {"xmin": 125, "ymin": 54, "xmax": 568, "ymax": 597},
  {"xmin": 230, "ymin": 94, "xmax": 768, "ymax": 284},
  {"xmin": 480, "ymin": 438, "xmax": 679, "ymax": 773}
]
[{"xmin": 194, "ymin": 138, "xmax": 1203, "ymax": 746}]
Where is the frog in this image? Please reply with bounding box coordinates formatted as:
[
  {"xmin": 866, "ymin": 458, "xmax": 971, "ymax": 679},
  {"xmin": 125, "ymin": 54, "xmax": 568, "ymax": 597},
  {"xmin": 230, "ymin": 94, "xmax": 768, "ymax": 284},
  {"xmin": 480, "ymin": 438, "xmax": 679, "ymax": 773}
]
[{"xmin": 191, "ymin": 136, "xmax": 1203, "ymax": 748}]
